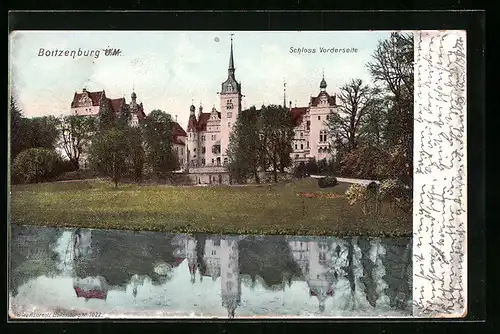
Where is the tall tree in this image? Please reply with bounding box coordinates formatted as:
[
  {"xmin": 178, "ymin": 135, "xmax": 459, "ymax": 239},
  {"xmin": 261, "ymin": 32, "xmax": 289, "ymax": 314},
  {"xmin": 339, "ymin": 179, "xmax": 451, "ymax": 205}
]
[
  {"xmin": 227, "ymin": 106, "xmax": 262, "ymax": 184},
  {"xmin": 326, "ymin": 79, "xmax": 379, "ymax": 152},
  {"xmin": 89, "ymin": 127, "xmax": 132, "ymax": 187},
  {"xmin": 261, "ymin": 105, "xmax": 295, "ymax": 182},
  {"xmin": 142, "ymin": 110, "xmax": 178, "ymax": 181},
  {"xmin": 128, "ymin": 126, "xmax": 145, "ymax": 182},
  {"xmin": 22, "ymin": 116, "xmax": 60, "ymax": 152},
  {"xmin": 367, "ymin": 32, "xmax": 414, "ymax": 187},
  {"xmin": 10, "ymin": 96, "xmax": 30, "ymax": 160},
  {"xmin": 59, "ymin": 115, "xmax": 97, "ymax": 170},
  {"xmin": 97, "ymin": 99, "xmax": 116, "ymax": 132}
]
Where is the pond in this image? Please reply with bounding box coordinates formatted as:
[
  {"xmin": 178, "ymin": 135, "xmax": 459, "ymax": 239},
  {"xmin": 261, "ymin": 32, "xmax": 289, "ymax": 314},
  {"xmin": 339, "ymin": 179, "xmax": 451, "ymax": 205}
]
[{"xmin": 9, "ymin": 225, "xmax": 412, "ymax": 318}]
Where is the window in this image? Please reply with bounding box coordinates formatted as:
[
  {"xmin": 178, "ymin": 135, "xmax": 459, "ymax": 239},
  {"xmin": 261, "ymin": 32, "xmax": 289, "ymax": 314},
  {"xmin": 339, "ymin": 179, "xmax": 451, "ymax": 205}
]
[
  {"xmin": 226, "ymin": 99, "xmax": 233, "ymax": 110},
  {"xmin": 211, "ymin": 158, "xmax": 215, "ymax": 164},
  {"xmin": 326, "ymin": 115, "xmax": 330, "ymax": 120},
  {"xmin": 175, "ymin": 147, "xmax": 178, "ymax": 154},
  {"xmin": 201, "ymin": 158, "xmax": 205, "ymax": 166},
  {"xmin": 193, "ymin": 148, "xmax": 196, "ymax": 152},
  {"xmin": 181, "ymin": 148, "xmax": 184, "ymax": 156},
  {"xmin": 319, "ymin": 253, "xmax": 326, "ymax": 261},
  {"xmin": 307, "ymin": 141, "xmax": 309, "ymax": 148},
  {"xmin": 224, "ymin": 157, "xmax": 228, "ymax": 165},
  {"xmin": 201, "ymin": 135, "xmax": 205, "ymax": 141},
  {"xmin": 227, "ymin": 112, "xmax": 232, "ymax": 118},
  {"xmin": 214, "ymin": 239, "xmax": 220, "ymax": 246},
  {"xmin": 212, "ymin": 134, "xmax": 216, "ymax": 141},
  {"xmin": 202, "ymin": 147, "xmax": 206, "ymax": 154},
  {"xmin": 228, "ymin": 122, "xmax": 231, "ymax": 128},
  {"xmin": 295, "ymin": 144, "xmax": 298, "ymax": 150},
  {"xmin": 212, "ymin": 250, "xmax": 216, "ymax": 255},
  {"xmin": 318, "ymin": 116, "xmax": 321, "ymax": 120},
  {"xmin": 306, "ymin": 121, "xmax": 310, "ymax": 130},
  {"xmin": 300, "ymin": 132, "xmax": 303, "ymax": 138},
  {"xmin": 300, "ymin": 144, "xmax": 303, "ymax": 150}
]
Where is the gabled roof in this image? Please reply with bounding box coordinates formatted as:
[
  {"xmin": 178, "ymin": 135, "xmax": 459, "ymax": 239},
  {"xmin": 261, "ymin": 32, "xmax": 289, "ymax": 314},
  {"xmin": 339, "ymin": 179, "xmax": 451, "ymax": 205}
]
[
  {"xmin": 289, "ymin": 107, "xmax": 308, "ymax": 126},
  {"xmin": 310, "ymin": 91, "xmax": 336, "ymax": 107},
  {"xmin": 171, "ymin": 121, "xmax": 187, "ymax": 137},
  {"xmin": 71, "ymin": 90, "xmax": 105, "ymax": 108},
  {"xmin": 196, "ymin": 112, "xmax": 211, "ymax": 131},
  {"xmin": 108, "ymin": 98, "xmax": 125, "ymax": 113}
]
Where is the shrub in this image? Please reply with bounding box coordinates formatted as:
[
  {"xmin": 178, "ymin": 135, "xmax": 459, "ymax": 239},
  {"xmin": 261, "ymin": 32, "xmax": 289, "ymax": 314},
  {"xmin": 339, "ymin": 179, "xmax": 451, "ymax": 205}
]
[
  {"xmin": 317, "ymin": 176, "xmax": 338, "ymax": 188},
  {"xmin": 344, "ymin": 183, "xmax": 366, "ymax": 205},
  {"xmin": 12, "ymin": 148, "xmax": 61, "ymax": 184}
]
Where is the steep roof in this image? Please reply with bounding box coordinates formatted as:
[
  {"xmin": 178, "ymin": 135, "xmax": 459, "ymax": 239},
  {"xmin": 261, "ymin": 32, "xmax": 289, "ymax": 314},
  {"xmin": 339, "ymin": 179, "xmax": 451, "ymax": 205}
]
[
  {"xmin": 71, "ymin": 90, "xmax": 105, "ymax": 108},
  {"xmin": 196, "ymin": 112, "xmax": 211, "ymax": 131},
  {"xmin": 310, "ymin": 91, "xmax": 336, "ymax": 107},
  {"xmin": 171, "ymin": 121, "xmax": 187, "ymax": 137},
  {"xmin": 108, "ymin": 98, "xmax": 125, "ymax": 113},
  {"xmin": 171, "ymin": 121, "xmax": 187, "ymax": 146},
  {"xmin": 289, "ymin": 107, "xmax": 308, "ymax": 126}
]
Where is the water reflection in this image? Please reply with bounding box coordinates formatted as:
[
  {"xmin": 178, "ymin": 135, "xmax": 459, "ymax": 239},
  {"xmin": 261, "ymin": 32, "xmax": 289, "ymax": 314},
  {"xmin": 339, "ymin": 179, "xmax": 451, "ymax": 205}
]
[{"xmin": 9, "ymin": 226, "xmax": 412, "ymax": 318}]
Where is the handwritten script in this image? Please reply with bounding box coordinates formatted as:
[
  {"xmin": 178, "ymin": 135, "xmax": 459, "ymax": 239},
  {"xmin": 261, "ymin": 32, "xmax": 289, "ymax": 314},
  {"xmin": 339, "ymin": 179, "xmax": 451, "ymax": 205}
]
[{"xmin": 413, "ymin": 31, "xmax": 467, "ymax": 317}]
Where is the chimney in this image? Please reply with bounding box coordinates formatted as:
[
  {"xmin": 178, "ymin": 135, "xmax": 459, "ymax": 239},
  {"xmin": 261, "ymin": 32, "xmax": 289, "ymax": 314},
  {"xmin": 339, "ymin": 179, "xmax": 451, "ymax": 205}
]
[
  {"xmin": 175, "ymin": 115, "xmax": 178, "ymax": 122},
  {"xmin": 82, "ymin": 88, "xmax": 87, "ymax": 93},
  {"xmin": 289, "ymin": 101, "xmax": 292, "ymax": 109}
]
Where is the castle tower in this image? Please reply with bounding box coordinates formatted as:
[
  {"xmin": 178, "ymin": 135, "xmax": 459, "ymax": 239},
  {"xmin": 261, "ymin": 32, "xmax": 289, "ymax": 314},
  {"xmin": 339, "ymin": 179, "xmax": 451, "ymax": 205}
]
[
  {"xmin": 186, "ymin": 237, "xmax": 198, "ymax": 284},
  {"xmin": 186, "ymin": 104, "xmax": 199, "ymax": 168},
  {"xmin": 219, "ymin": 34, "xmax": 242, "ymax": 163},
  {"xmin": 130, "ymin": 90, "xmax": 140, "ymax": 127},
  {"xmin": 220, "ymin": 237, "xmax": 241, "ymax": 319}
]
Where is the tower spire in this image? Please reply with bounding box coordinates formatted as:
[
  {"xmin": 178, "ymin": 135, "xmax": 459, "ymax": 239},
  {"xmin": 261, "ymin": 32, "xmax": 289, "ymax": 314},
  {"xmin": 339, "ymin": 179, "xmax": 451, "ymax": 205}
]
[{"xmin": 228, "ymin": 34, "xmax": 235, "ymax": 75}]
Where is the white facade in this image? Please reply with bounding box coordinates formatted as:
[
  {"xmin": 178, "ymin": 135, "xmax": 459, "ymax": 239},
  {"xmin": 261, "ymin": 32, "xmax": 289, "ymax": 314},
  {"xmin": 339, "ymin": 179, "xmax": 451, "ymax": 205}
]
[
  {"xmin": 288, "ymin": 238, "xmax": 337, "ymax": 312},
  {"xmin": 220, "ymin": 237, "xmax": 241, "ymax": 318},
  {"xmin": 289, "ymin": 77, "xmax": 340, "ymax": 164},
  {"xmin": 182, "ymin": 38, "xmax": 339, "ymax": 183}
]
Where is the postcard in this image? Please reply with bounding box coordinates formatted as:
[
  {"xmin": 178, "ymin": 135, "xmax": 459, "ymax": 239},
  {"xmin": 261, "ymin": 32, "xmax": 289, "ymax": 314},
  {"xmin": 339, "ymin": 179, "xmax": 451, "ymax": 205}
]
[{"xmin": 8, "ymin": 29, "xmax": 467, "ymax": 319}]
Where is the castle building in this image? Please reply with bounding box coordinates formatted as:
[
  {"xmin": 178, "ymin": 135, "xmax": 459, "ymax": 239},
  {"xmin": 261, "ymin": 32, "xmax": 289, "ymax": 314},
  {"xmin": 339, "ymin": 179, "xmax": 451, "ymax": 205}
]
[
  {"xmin": 200, "ymin": 236, "xmax": 241, "ymax": 318},
  {"xmin": 288, "ymin": 238, "xmax": 337, "ymax": 313},
  {"xmin": 288, "ymin": 76, "xmax": 340, "ymax": 164},
  {"xmin": 183, "ymin": 37, "xmax": 340, "ymax": 184},
  {"xmin": 69, "ymin": 36, "xmax": 339, "ymax": 181},
  {"xmin": 69, "ymin": 89, "xmax": 187, "ymax": 169}
]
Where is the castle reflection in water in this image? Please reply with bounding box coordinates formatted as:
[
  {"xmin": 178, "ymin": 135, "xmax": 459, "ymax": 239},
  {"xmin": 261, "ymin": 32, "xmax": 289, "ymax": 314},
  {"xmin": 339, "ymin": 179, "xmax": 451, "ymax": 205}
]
[{"xmin": 9, "ymin": 226, "xmax": 412, "ymax": 318}]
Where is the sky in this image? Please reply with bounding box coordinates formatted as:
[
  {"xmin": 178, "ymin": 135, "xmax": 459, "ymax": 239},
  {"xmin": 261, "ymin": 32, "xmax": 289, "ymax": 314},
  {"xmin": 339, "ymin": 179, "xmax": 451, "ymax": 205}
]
[{"xmin": 9, "ymin": 30, "xmax": 392, "ymax": 130}]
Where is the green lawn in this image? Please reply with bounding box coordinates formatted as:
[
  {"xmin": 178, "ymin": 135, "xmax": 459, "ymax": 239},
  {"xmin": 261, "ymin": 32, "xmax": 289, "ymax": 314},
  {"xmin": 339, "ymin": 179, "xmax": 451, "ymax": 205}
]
[{"xmin": 10, "ymin": 178, "xmax": 412, "ymax": 237}]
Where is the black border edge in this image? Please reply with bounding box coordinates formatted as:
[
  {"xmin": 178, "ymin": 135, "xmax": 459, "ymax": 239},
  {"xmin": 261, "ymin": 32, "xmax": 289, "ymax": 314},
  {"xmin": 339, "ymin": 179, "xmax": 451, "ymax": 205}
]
[{"xmin": 5, "ymin": 10, "xmax": 487, "ymax": 334}]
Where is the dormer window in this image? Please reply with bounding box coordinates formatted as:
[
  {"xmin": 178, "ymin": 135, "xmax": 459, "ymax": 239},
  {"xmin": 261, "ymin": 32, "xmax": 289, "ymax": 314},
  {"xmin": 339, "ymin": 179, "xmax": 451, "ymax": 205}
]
[
  {"xmin": 227, "ymin": 84, "xmax": 233, "ymax": 92},
  {"xmin": 227, "ymin": 112, "xmax": 232, "ymax": 118}
]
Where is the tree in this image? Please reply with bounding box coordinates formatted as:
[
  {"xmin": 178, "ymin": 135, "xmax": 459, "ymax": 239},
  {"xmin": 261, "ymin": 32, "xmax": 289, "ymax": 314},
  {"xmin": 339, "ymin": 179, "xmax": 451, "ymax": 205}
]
[
  {"xmin": 326, "ymin": 79, "xmax": 380, "ymax": 152},
  {"xmin": 10, "ymin": 96, "xmax": 30, "ymax": 160},
  {"xmin": 26, "ymin": 116, "xmax": 60, "ymax": 151},
  {"xmin": 89, "ymin": 127, "xmax": 132, "ymax": 187},
  {"xmin": 128, "ymin": 126, "xmax": 145, "ymax": 182},
  {"xmin": 261, "ymin": 105, "xmax": 295, "ymax": 182},
  {"xmin": 305, "ymin": 158, "xmax": 319, "ymax": 176},
  {"xmin": 97, "ymin": 99, "xmax": 116, "ymax": 132},
  {"xmin": 227, "ymin": 106, "xmax": 262, "ymax": 184},
  {"xmin": 59, "ymin": 115, "xmax": 97, "ymax": 170},
  {"xmin": 293, "ymin": 161, "xmax": 307, "ymax": 179},
  {"xmin": 12, "ymin": 148, "xmax": 61, "ymax": 184},
  {"xmin": 367, "ymin": 32, "xmax": 414, "ymax": 188},
  {"xmin": 142, "ymin": 110, "xmax": 179, "ymax": 181}
]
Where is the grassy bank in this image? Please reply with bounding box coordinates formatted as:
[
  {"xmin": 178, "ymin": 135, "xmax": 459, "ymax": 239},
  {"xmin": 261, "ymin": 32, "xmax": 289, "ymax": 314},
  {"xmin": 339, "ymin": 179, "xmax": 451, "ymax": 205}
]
[{"xmin": 10, "ymin": 178, "xmax": 412, "ymax": 237}]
